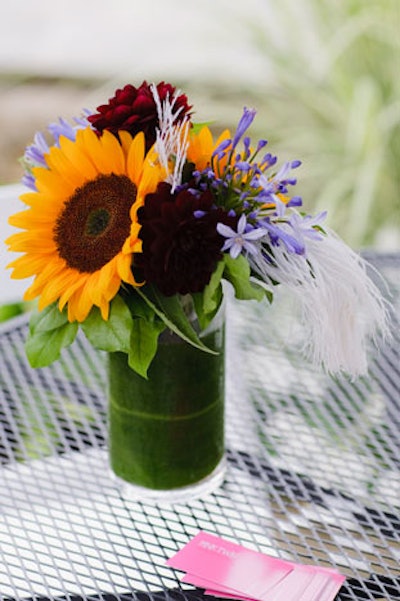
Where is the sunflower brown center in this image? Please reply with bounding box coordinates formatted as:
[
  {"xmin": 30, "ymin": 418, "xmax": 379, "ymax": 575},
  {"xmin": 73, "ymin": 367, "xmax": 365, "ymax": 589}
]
[
  {"xmin": 86, "ymin": 208, "xmax": 110, "ymax": 237},
  {"xmin": 54, "ymin": 173, "xmax": 136, "ymax": 273}
]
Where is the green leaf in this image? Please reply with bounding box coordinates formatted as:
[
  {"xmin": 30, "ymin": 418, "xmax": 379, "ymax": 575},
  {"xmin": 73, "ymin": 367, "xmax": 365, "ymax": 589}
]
[
  {"xmin": 250, "ymin": 274, "xmax": 274, "ymax": 303},
  {"xmin": 193, "ymin": 261, "xmax": 224, "ymax": 330},
  {"xmin": 223, "ymin": 254, "xmax": 265, "ymax": 301},
  {"xmin": 260, "ymin": 284, "xmax": 273, "ymax": 304},
  {"xmin": 203, "ymin": 260, "xmax": 225, "ymax": 314},
  {"xmin": 122, "ymin": 289, "xmax": 155, "ymax": 320},
  {"xmin": 29, "ymin": 302, "xmax": 70, "ymax": 334},
  {"xmin": 191, "ymin": 121, "xmax": 214, "ymax": 134},
  {"xmin": 0, "ymin": 301, "xmax": 29, "ymax": 323},
  {"xmin": 25, "ymin": 303, "xmax": 78, "ymax": 367},
  {"xmin": 81, "ymin": 295, "xmax": 132, "ymax": 353},
  {"xmin": 135, "ymin": 285, "xmax": 217, "ymax": 354},
  {"xmin": 128, "ymin": 318, "xmax": 165, "ymax": 379}
]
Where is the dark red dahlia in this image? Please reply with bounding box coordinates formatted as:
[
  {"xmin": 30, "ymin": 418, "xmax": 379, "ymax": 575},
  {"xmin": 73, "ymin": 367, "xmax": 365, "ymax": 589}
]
[
  {"xmin": 135, "ymin": 183, "xmax": 237, "ymax": 296},
  {"xmin": 88, "ymin": 81, "xmax": 192, "ymax": 151}
]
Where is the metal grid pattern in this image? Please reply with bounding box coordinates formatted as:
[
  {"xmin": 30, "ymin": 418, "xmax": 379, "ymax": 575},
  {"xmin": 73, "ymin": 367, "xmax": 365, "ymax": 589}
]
[{"xmin": 0, "ymin": 253, "xmax": 399, "ymax": 601}]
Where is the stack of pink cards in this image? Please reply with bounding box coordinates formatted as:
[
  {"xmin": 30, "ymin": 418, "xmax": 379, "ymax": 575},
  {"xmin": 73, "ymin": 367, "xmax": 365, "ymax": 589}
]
[{"xmin": 166, "ymin": 531, "xmax": 345, "ymax": 601}]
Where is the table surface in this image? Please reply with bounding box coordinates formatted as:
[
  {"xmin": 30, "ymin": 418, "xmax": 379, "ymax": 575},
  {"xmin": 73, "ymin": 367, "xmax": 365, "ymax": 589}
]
[{"xmin": 0, "ymin": 252, "xmax": 399, "ymax": 601}]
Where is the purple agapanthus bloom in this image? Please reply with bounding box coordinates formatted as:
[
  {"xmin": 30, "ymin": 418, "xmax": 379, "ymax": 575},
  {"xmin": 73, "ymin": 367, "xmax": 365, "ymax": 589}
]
[
  {"xmin": 289, "ymin": 211, "xmax": 327, "ymax": 243},
  {"xmin": 24, "ymin": 132, "xmax": 49, "ymax": 167},
  {"xmin": 234, "ymin": 161, "xmax": 252, "ymax": 173},
  {"xmin": 47, "ymin": 117, "xmax": 80, "ymax": 143},
  {"xmin": 259, "ymin": 153, "xmax": 277, "ymax": 170},
  {"xmin": 243, "ymin": 137, "xmax": 251, "ymax": 159},
  {"xmin": 217, "ymin": 214, "xmax": 266, "ymax": 259},
  {"xmin": 252, "ymin": 158, "xmax": 303, "ymax": 211},
  {"xmin": 231, "ymin": 107, "xmax": 257, "ymax": 150},
  {"xmin": 287, "ymin": 195, "xmax": 303, "ymax": 208},
  {"xmin": 258, "ymin": 210, "xmax": 326, "ymax": 256},
  {"xmin": 212, "ymin": 138, "xmax": 232, "ymax": 159},
  {"xmin": 21, "ymin": 172, "xmax": 37, "ymax": 191},
  {"xmin": 261, "ymin": 220, "xmax": 306, "ymax": 255}
]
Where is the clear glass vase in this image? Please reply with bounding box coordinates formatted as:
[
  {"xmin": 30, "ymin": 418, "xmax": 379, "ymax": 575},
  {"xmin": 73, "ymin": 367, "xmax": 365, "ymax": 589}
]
[{"xmin": 108, "ymin": 309, "xmax": 225, "ymax": 503}]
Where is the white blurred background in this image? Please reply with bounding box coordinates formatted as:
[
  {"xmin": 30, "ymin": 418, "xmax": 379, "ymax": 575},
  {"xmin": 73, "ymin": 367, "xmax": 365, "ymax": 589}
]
[{"xmin": 1, "ymin": 0, "xmax": 399, "ymax": 306}]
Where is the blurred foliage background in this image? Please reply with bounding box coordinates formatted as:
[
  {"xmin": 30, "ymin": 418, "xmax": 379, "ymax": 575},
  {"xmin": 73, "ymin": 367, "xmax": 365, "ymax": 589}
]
[{"xmin": 247, "ymin": 0, "xmax": 400, "ymax": 249}]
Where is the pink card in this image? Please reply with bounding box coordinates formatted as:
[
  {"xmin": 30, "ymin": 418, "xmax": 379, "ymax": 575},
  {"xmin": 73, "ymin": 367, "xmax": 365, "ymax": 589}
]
[
  {"xmin": 166, "ymin": 531, "xmax": 293, "ymax": 599},
  {"xmin": 181, "ymin": 573, "xmax": 248, "ymax": 596},
  {"xmin": 204, "ymin": 591, "xmax": 254, "ymax": 601},
  {"xmin": 318, "ymin": 572, "xmax": 346, "ymax": 601},
  {"xmin": 297, "ymin": 571, "xmax": 338, "ymax": 601},
  {"xmin": 203, "ymin": 591, "xmax": 253, "ymax": 601},
  {"xmin": 261, "ymin": 565, "xmax": 318, "ymax": 601},
  {"xmin": 181, "ymin": 573, "xmax": 259, "ymax": 600},
  {"xmin": 191, "ymin": 572, "xmax": 344, "ymax": 601},
  {"xmin": 167, "ymin": 532, "xmax": 346, "ymax": 601}
]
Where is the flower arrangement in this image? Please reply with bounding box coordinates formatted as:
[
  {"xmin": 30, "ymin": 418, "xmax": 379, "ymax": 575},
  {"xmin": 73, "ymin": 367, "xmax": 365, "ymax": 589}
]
[{"xmin": 6, "ymin": 81, "xmax": 388, "ymax": 378}]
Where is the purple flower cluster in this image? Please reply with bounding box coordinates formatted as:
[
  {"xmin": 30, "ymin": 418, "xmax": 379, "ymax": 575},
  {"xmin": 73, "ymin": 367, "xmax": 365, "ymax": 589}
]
[{"xmin": 190, "ymin": 108, "xmax": 326, "ymax": 261}]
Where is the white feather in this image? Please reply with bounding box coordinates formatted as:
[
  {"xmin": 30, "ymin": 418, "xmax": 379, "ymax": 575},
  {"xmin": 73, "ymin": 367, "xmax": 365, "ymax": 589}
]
[
  {"xmin": 250, "ymin": 229, "xmax": 391, "ymax": 378},
  {"xmin": 150, "ymin": 83, "xmax": 189, "ymax": 192}
]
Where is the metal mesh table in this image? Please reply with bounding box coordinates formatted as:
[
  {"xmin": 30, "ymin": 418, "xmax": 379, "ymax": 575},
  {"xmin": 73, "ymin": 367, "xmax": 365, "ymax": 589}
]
[{"xmin": 0, "ymin": 253, "xmax": 399, "ymax": 601}]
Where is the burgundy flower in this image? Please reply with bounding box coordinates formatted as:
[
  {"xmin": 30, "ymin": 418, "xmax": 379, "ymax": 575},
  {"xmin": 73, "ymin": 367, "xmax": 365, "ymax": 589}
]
[
  {"xmin": 135, "ymin": 183, "xmax": 237, "ymax": 296},
  {"xmin": 88, "ymin": 81, "xmax": 191, "ymax": 151}
]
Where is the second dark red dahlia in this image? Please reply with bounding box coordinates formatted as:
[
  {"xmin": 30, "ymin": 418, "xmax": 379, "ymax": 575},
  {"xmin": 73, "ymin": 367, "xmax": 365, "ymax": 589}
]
[{"xmin": 135, "ymin": 183, "xmax": 236, "ymax": 296}]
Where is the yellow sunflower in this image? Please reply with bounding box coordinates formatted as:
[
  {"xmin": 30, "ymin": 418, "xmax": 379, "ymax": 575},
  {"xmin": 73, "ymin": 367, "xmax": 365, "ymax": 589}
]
[{"xmin": 6, "ymin": 127, "xmax": 164, "ymax": 323}]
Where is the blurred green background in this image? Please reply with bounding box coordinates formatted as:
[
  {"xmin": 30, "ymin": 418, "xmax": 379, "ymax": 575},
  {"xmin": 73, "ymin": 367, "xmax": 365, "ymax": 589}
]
[
  {"xmin": 1, "ymin": 0, "xmax": 399, "ymax": 314},
  {"xmin": 246, "ymin": 0, "xmax": 400, "ymax": 249}
]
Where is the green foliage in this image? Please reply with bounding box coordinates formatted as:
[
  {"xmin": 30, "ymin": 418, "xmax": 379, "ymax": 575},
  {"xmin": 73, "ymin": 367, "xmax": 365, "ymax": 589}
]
[
  {"xmin": 0, "ymin": 301, "xmax": 31, "ymax": 322},
  {"xmin": 222, "ymin": 254, "xmax": 265, "ymax": 301},
  {"xmin": 81, "ymin": 295, "xmax": 132, "ymax": 354},
  {"xmin": 122, "ymin": 291, "xmax": 166, "ymax": 378},
  {"xmin": 23, "ymin": 251, "xmax": 272, "ymax": 374},
  {"xmin": 193, "ymin": 260, "xmax": 224, "ymax": 330},
  {"xmin": 26, "ymin": 303, "xmax": 78, "ymax": 368},
  {"xmin": 135, "ymin": 284, "xmax": 217, "ymax": 355},
  {"xmin": 128, "ymin": 318, "xmax": 165, "ymax": 379}
]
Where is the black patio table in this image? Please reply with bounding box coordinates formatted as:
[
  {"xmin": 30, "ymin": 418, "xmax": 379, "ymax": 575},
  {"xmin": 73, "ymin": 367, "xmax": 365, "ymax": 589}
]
[{"xmin": 0, "ymin": 252, "xmax": 398, "ymax": 601}]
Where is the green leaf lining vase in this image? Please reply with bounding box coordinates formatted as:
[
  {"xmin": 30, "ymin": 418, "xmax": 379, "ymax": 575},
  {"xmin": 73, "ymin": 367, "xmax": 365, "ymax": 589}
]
[{"xmin": 108, "ymin": 309, "xmax": 226, "ymax": 502}]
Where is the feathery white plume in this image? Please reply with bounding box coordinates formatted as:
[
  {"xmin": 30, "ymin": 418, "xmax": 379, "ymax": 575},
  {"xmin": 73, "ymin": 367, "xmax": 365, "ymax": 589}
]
[
  {"xmin": 250, "ymin": 229, "xmax": 390, "ymax": 378},
  {"xmin": 150, "ymin": 83, "xmax": 190, "ymax": 192}
]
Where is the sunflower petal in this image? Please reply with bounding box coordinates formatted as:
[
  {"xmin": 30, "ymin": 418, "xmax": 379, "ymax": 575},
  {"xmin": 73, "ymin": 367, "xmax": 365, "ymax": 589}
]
[
  {"xmin": 58, "ymin": 277, "xmax": 87, "ymax": 312},
  {"xmin": 118, "ymin": 130, "xmax": 133, "ymax": 158},
  {"xmin": 79, "ymin": 127, "xmax": 111, "ymax": 173},
  {"xmin": 6, "ymin": 231, "xmax": 56, "ymax": 252},
  {"xmin": 32, "ymin": 166, "xmax": 75, "ymax": 198},
  {"xmin": 126, "ymin": 132, "xmax": 145, "ymax": 183},
  {"xmin": 68, "ymin": 283, "xmax": 93, "ymax": 322},
  {"xmin": 45, "ymin": 144, "xmax": 86, "ymax": 190},
  {"xmin": 84, "ymin": 271, "xmax": 104, "ymax": 305},
  {"xmin": 97, "ymin": 298, "xmax": 110, "ymax": 321},
  {"xmin": 99, "ymin": 130, "xmax": 126, "ymax": 174},
  {"xmin": 58, "ymin": 134, "xmax": 98, "ymax": 179},
  {"xmin": 25, "ymin": 259, "xmax": 67, "ymax": 299},
  {"xmin": 19, "ymin": 191, "xmax": 64, "ymax": 214},
  {"xmin": 8, "ymin": 253, "xmax": 53, "ymax": 279},
  {"xmin": 97, "ymin": 263, "xmax": 121, "ymax": 304},
  {"xmin": 116, "ymin": 253, "xmax": 135, "ymax": 285},
  {"xmin": 9, "ymin": 208, "xmax": 57, "ymax": 228},
  {"xmin": 137, "ymin": 160, "xmax": 164, "ymax": 201}
]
